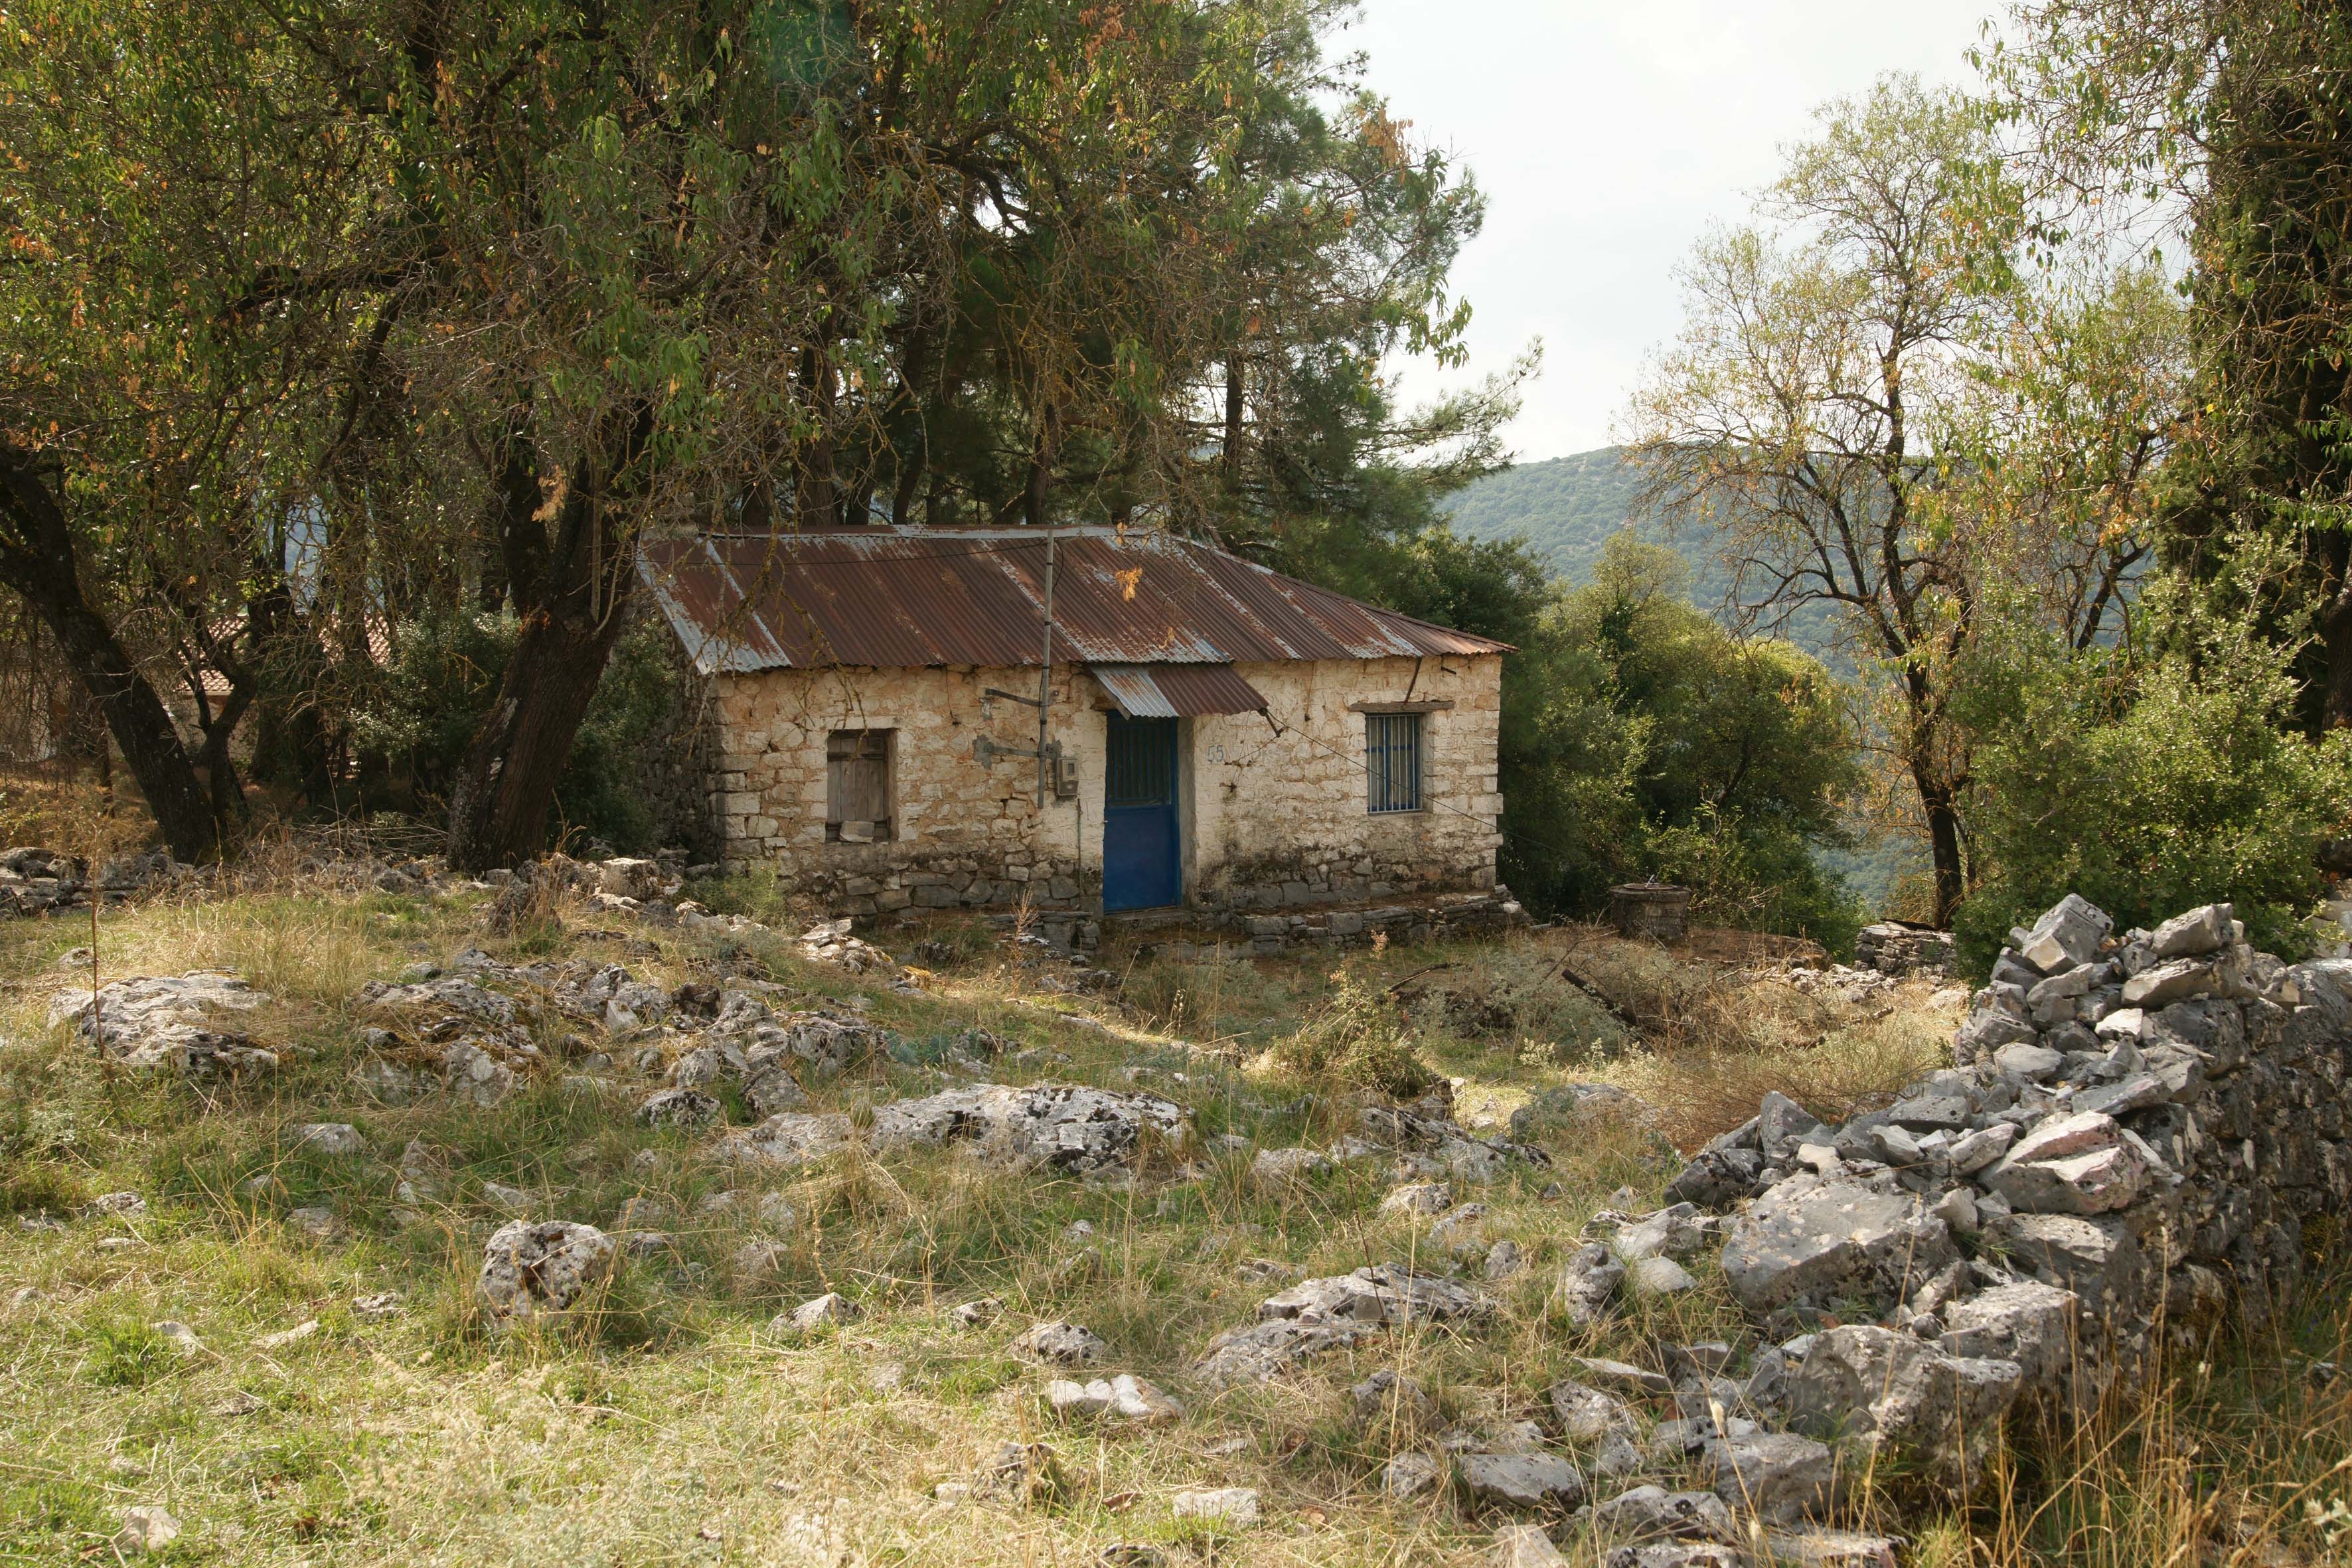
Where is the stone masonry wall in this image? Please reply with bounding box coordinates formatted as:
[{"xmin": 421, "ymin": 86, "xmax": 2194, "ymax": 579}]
[
  {"xmin": 1634, "ymin": 892, "xmax": 2352, "ymax": 1502},
  {"xmin": 703, "ymin": 653, "xmax": 1503, "ymax": 919}
]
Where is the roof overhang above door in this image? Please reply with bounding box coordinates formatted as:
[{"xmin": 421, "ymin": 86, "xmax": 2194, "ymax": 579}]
[{"xmin": 1089, "ymin": 663, "xmax": 1269, "ymax": 718}]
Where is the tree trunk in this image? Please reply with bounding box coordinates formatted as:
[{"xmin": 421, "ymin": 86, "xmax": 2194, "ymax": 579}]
[
  {"xmin": 445, "ymin": 404, "xmax": 650, "ymax": 871},
  {"xmin": 796, "ymin": 345, "xmax": 837, "ymax": 529},
  {"xmin": 0, "ymin": 447, "xmax": 231, "ymax": 860},
  {"xmin": 2325, "ymin": 532, "xmax": 2352, "ymax": 730},
  {"xmin": 1915, "ymin": 767, "xmax": 1966, "ymax": 928}
]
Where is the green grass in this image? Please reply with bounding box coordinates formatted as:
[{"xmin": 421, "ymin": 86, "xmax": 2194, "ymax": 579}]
[{"xmin": 1, "ymin": 884, "xmax": 2347, "ymax": 1565}]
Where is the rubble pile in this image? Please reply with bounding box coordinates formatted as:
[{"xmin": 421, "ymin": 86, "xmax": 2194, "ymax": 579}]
[
  {"xmin": 1640, "ymin": 893, "xmax": 2352, "ymax": 1504},
  {"xmin": 1852, "ymin": 921, "xmax": 1956, "ymax": 977}
]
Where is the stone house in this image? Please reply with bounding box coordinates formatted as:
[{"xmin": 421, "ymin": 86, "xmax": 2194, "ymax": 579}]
[{"xmin": 639, "ymin": 526, "xmax": 1512, "ymax": 927}]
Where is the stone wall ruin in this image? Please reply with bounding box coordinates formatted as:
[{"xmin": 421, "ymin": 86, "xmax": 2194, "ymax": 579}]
[{"xmin": 1648, "ymin": 892, "xmax": 2352, "ymax": 1496}]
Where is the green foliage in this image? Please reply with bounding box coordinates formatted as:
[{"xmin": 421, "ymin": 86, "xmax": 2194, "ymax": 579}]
[
  {"xmin": 351, "ymin": 612, "xmax": 688, "ymax": 854},
  {"xmin": 1271, "ymin": 967, "xmax": 1439, "ymax": 1099},
  {"xmin": 1957, "ymin": 597, "xmax": 2352, "ymax": 971},
  {"xmin": 84, "ymin": 1318, "xmax": 178, "ymax": 1389}
]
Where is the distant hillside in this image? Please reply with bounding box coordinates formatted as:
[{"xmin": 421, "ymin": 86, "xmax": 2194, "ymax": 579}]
[
  {"xmin": 1442, "ymin": 446, "xmax": 1838, "ymax": 656},
  {"xmin": 1445, "ymin": 447, "xmax": 1913, "ymax": 911},
  {"xmin": 1442, "ymin": 448, "xmax": 1648, "ymax": 587}
]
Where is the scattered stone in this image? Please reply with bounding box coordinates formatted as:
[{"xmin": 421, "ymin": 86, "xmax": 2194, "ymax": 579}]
[
  {"xmin": 352, "ymin": 1292, "xmax": 404, "ymax": 1320},
  {"xmin": 1373, "ymin": 1184, "xmax": 1449, "ymax": 1222},
  {"xmin": 477, "ymin": 1220, "xmax": 616, "ymax": 1324},
  {"xmin": 1557, "ymin": 1244, "xmax": 1624, "ymax": 1326},
  {"xmin": 1190, "ymin": 1317, "xmax": 1383, "ymax": 1387},
  {"xmin": 293, "ymin": 1123, "xmax": 364, "ymax": 1156},
  {"xmin": 1548, "ymin": 1379, "xmax": 1634, "ymax": 1442},
  {"xmin": 1492, "ymin": 1522, "xmax": 1569, "ymax": 1566},
  {"xmin": 1628, "ymin": 1255, "xmax": 1698, "ymax": 1296},
  {"xmin": 1699, "ymin": 1431, "xmax": 1840, "ymax": 1524},
  {"xmin": 636, "ymin": 1087, "xmax": 723, "ymax": 1129},
  {"xmin": 1784, "ymin": 1324, "xmax": 2023, "ymax": 1490},
  {"xmin": 88, "ymin": 1191, "xmax": 148, "ymax": 1218},
  {"xmin": 866, "ymin": 1082, "xmax": 1190, "ymax": 1174},
  {"xmin": 785, "ymin": 1293, "xmax": 860, "ymax": 1332},
  {"xmin": 1591, "ymin": 1485, "xmax": 1737, "ymax": 1543},
  {"xmin": 286, "ymin": 1206, "xmax": 341, "ymax": 1241},
  {"xmin": 714, "ymin": 1112, "xmax": 856, "ymax": 1169},
  {"xmin": 1458, "ymin": 1452, "xmax": 1587, "ymax": 1513},
  {"xmin": 1603, "ymin": 1546, "xmax": 1743, "ymax": 1568},
  {"xmin": 1171, "ymin": 1487, "xmax": 1261, "ymax": 1529},
  {"xmin": 1252, "ymin": 1146, "xmax": 1332, "ymax": 1183},
  {"xmin": 1014, "ymin": 1320, "xmax": 1109, "ymax": 1365},
  {"xmin": 1484, "ymin": 1239, "xmax": 1526, "ymax": 1281},
  {"xmin": 214, "ymin": 1389, "xmax": 266, "ymax": 1416},
  {"xmin": 112, "ymin": 1505, "xmax": 181, "ymax": 1555},
  {"xmin": 1383, "ymin": 1451, "xmax": 1443, "ymax": 1500},
  {"xmin": 1046, "ymin": 1373, "xmax": 1183, "ymax": 1425},
  {"xmin": 949, "ymin": 1297, "xmax": 1002, "ymax": 1328},
  {"xmin": 1760, "ymin": 1531, "xmax": 1903, "ymax": 1568},
  {"xmin": 1237, "ymin": 1257, "xmax": 1302, "ymax": 1285}
]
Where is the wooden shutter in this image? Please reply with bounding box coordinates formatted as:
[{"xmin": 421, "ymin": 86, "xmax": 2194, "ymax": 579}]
[{"xmin": 826, "ymin": 730, "xmax": 893, "ymax": 840}]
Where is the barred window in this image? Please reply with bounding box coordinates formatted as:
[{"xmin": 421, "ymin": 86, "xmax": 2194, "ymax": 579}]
[
  {"xmin": 825, "ymin": 730, "xmax": 894, "ymax": 842},
  {"xmin": 1366, "ymin": 712, "xmax": 1423, "ymax": 814}
]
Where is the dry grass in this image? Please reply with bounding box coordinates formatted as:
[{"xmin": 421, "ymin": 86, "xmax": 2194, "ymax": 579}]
[{"xmin": 1, "ymin": 888, "xmax": 2348, "ymax": 1565}]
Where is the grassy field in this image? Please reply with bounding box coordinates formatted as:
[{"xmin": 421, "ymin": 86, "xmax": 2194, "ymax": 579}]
[{"xmin": 3, "ymin": 872, "xmax": 2350, "ymax": 1566}]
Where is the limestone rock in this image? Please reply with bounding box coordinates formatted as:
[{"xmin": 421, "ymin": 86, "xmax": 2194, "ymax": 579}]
[
  {"xmin": 1259, "ymin": 1264, "xmax": 1494, "ymax": 1328},
  {"xmin": 1492, "ymin": 1522, "xmax": 1569, "ymax": 1566},
  {"xmin": 1760, "ymin": 1530, "xmax": 1903, "ymax": 1568},
  {"xmin": 293, "ymin": 1123, "xmax": 364, "ymax": 1156},
  {"xmin": 868, "ymin": 1082, "xmax": 1187, "ymax": 1173},
  {"xmin": 1783, "ymin": 1324, "xmax": 2023, "ymax": 1490},
  {"xmin": 1629, "ymin": 1255, "xmax": 1698, "ymax": 1296},
  {"xmin": 1940, "ymin": 1279, "xmax": 2083, "ymax": 1396},
  {"xmin": 1252, "ymin": 1146, "xmax": 1332, "ymax": 1183},
  {"xmin": 1382, "ymin": 1451, "xmax": 1443, "ymax": 1499},
  {"xmin": 1046, "ymin": 1373, "xmax": 1182, "ymax": 1425},
  {"xmin": 1719, "ymin": 1175, "xmax": 1954, "ymax": 1314},
  {"xmin": 2148, "ymin": 902, "xmax": 2234, "ymax": 961},
  {"xmin": 1557, "ymin": 1243, "xmax": 1624, "ymax": 1327},
  {"xmin": 784, "ymin": 1293, "xmax": 860, "ymax": 1332},
  {"xmin": 1699, "ymin": 1431, "xmax": 1840, "ymax": 1524},
  {"xmin": 1458, "ymin": 1451, "xmax": 1586, "ymax": 1512},
  {"xmin": 1379, "ymin": 1180, "xmax": 1454, "ymax": 1217},
  {"xmin": 2017, "ymin": 894, "xmax": 2112, "ymax": 974},
  {"xmin": 714, "ymin": 1112, "xmax": 855, "ymax": 1168},
  {"xmin": 973, "ymin": 1440, "xmax": 1064, "ymax": 1505},
  {"xmin": 477, "ymin": 1220, "xmax": 616, "ymax": 1324},
  {"xmin": 1611, "ymin": 1203, "xmax": 1703, "ymax": 1263},
  {"xmin": 1171, "ymin": 1487, "xmax": 1260, "ymax": 1529},
  {"xmin": 1013, "ymin": 1319, "xmax": 1109, "ymax": 1364},
  {"xmin": 1352, "ymin": 1369, "xmax": 1441, "ymax": 1430},
  {"xmin": 1603, "ymin": 1547, "xmax": 1743, "ymax": 1568},
  {"xmin": 1591, "ymin": 1484, "xmax": 1737, "ymax": 1542},
  {"xmin": 1189, "ymin": 1318, "xmax": 1383, "ymax": 1387},
  {"xmin": 1575, "ymin": 1356, "xmax": 1673, "ymax": 1397},
  {"xmin": 1984, "ymin": 1141, "xmax": 2144, "ymax": 1216},
  {"xmin": 636, "ymin": 1088, "xmax": 723, "ymax": 1128}
]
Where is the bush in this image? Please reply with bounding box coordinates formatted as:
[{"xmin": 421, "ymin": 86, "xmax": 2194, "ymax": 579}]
[
  {"xmin": 1270, "ymin": 967, "xmax": 1440, "ymax": 1098},
  {"xmin": 351, "ymin": 609, "xmax": 688, "ymax": 854},
  {"xmin": 1957, "ymin": 610, "xmax": 2352, "ymax": 971}
]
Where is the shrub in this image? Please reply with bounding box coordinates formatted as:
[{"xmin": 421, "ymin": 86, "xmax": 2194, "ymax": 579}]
[
  {"xmin": 1270, "ymin": 967, "xmax": 1439, "ymax": 1097},
  {"xmin": 1957, "ymin": 609, "xmax": 2352, "ymax": 971}
]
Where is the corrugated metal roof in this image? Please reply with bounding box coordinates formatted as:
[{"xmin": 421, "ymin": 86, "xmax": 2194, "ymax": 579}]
[
  {"xmin": 1091, "ymin": 663, "xmax": 1269, "ymax": 718},
  {"xmin": 639, "ymin": 527, "xmax": 1512, "ymax": 676}
]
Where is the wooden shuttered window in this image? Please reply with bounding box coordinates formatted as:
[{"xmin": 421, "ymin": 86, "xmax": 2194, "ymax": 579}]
[
  {"xmin": 1366, "ymin": 712, "xmax": 1423, "ymax": 814},
  {"xmin": 825, "ymin": 730, "xmax": 894, "ymax": 842}
]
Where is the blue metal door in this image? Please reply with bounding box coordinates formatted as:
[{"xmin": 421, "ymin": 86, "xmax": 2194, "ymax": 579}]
[{"xmin": 1103, "ymin": 715, "xmax": 1181, "ymax": 911}]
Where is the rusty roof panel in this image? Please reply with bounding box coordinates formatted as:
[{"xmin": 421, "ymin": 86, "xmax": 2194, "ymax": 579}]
[
  {"xmin": 639, "ymin": 528, "xmax": 1510, "ymax": 676},
  {"xmin": 1136, "ymin": 663, "xmax": 1271, "ymax": 716}
]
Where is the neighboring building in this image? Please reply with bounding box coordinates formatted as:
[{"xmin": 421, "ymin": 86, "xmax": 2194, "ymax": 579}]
[{"xmin": 639, "ymin": 526, "xmax": 1510, "ymax": 922}]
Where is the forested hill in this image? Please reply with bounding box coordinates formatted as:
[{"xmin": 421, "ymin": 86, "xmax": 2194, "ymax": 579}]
[
  {"xmin": 1441, "ymin": 446, "xmax": 1839, "ymax": 656},
  {"xmin": 1440, "ymin": 447, "xmax": 1649, "ymax": 586},
  {"xmin": 1445, "ymin": 447, "xmax": 1916, "ymax": 911}
]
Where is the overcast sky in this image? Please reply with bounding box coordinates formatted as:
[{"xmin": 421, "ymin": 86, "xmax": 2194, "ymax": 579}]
[{"xmin": 1348, "ymin": 0, "xmax": 2002, "ymax": 462}]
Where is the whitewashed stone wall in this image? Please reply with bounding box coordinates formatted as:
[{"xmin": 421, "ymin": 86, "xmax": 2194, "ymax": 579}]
[{"xmin": 704, "ymin": 653, "xmax": 1503, "ymax": 918}]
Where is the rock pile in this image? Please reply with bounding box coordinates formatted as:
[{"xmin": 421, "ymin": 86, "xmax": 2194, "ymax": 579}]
[
  {"xmin": 717, "ymin": 1081, "xmax": 1189, "ymax": 1178},
  {"xmin": 1648, "ymin": 894, "xmax": 2352, "ymax": 1498},
  {"xmin": 1853, "ymin": 921, "xmax": 1956, "ymax": 977}
]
